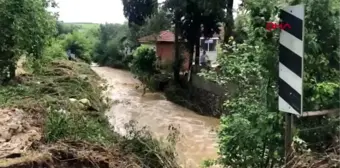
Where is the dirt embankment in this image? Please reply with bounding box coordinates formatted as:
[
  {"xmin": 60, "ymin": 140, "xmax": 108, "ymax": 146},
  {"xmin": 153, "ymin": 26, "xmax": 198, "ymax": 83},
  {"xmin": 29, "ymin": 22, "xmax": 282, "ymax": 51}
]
[
  {"xmin": 0, "ymin": 109, "xmax": 40, "ymax": 159},
  {"xmin": 0, "ymin": 108, "xmax": 134, "ymax": 168},
  {"xmin": 0, "ymin": 60, "xmax": 177, "ymax": 168}
]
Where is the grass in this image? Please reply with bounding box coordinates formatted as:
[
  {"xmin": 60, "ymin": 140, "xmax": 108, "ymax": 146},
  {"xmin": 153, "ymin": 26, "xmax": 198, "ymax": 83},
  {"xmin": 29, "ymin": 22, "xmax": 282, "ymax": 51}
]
[
  {"xmin": 0, "ymin": 60, "xmax": 115, "ymax": 144},
  {"xmin": 0, "ymin": 59, "xmax": 180, "ymax": 168}
]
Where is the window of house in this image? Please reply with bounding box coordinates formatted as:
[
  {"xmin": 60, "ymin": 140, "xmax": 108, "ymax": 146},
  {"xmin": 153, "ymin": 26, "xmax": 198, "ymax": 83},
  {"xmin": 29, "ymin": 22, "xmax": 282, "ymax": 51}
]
[{"xmin": 200, "ymin": 38, "xmax": 217, "ymax": 51}]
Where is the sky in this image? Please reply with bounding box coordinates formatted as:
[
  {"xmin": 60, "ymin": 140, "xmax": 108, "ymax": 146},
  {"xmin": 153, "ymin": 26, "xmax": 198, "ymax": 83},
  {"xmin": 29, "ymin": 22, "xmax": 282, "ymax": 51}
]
[{"xmin": 54, "ymin": 0, "xmax": 242, "ymax": 24}]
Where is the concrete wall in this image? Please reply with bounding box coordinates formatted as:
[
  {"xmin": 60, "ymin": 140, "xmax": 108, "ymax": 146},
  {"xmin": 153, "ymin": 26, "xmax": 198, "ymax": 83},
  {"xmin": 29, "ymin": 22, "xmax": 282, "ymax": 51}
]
[
  {"xmin": 189, "ymin": 74, "xmax": 237, "ymax": 116},
  {"xmin": 191, "ymin": 74, "xmax": 227, "ymax": 96},
  {"xmin": 199, "ymin": 37, "xmax": 219, "ymax": 64},
  {"xmin": 163, "ymin": 73, "xmax": 236, "ymax": 117},
  {"xmin": 205, "ymin": 51, "xmax": 218, "ymax": 64}
]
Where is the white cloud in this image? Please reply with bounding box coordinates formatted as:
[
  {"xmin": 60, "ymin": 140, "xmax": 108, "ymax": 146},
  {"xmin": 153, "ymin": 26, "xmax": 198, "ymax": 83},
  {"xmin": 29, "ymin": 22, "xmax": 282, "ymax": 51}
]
[{"xmin": 54, "ymin": 0, "xmax": 242, "ymax": 24}]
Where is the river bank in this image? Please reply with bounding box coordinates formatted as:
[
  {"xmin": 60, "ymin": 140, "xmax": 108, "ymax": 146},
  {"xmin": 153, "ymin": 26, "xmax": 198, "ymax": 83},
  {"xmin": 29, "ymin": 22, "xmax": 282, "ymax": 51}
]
[{"xmin": 0, "ymin": 60, "xmax": 179, "ymax": 168}]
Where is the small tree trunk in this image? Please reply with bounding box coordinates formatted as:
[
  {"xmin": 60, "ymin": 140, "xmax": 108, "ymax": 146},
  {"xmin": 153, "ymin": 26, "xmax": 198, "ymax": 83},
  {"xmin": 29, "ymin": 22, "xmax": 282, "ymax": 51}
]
[
  {"xmin": 1, "ymin": 51, "xmax": 16, "ymax": 84},
  {"xmin": 9, "ymin": 61, "xmax": 16, "ymax": 79},
  {"xmin": 224, "ymin": 0, "xmax": 234, "ymax": 44},
  {"xmin": 173, "ymin": 12, "xmax": 181, "ymax": 83},
  {"xmin": 194, "ymin": 36, "xmax": 200, "ymax": 71},
  {"xmin": 188, "ymin": 44, "xmax": 194, "ymax": 71}
]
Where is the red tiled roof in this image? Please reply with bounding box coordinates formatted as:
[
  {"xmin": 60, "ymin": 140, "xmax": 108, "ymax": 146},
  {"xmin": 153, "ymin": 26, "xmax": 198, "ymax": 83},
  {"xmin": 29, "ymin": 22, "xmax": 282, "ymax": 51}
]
[
  {"xmin": 158, "ymin": 31, "xmax": 175, "ymax": 42},
  {"xmin": 138, "ymin": 30, "xmax": 175, "ymax": 43}
]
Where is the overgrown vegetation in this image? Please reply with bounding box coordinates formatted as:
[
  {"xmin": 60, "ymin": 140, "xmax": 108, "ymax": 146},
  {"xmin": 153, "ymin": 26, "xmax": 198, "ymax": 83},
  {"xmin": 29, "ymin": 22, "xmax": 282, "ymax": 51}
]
[
  {"xmin": 130, "ymin": 46, "xmax": 158, "ymax": 76},
  {"xmin": 0, "ymin": 1, "xmax": 179, "ymax": 168},
  {"xmin": 198, "ymin": 0, "xmax": 340, "ymax": 167},
  {"xmin": 0, "ymin": 0, "xmax": 56, "ymax": 84},
  {"xmin": 92, "ymin": 23, "xmax": 129, "ymax": 68}
]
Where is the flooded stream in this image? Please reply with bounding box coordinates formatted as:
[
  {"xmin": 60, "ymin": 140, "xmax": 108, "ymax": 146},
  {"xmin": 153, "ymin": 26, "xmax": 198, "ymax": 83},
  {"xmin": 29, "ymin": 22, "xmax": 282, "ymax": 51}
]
[{"xmin": 92, "ymin": 66, "xmax": 220, "ymax": 168}]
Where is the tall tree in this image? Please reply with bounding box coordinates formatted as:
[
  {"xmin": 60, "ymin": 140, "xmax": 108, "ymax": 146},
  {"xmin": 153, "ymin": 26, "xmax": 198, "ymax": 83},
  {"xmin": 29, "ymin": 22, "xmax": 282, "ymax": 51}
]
[
  {"xmin": 177, "ymin": 0, "xmax": 225, "ymax": 69},
  {"xmin": 223, "ymin": 0, "xmax": 235, "ymax": 44},
  {"xmin": 163, "ymin": 0, "xmax": 225, "ymax": 81},
  {"xmin": 179, "ymin": 0, "xmax": 201, "ymax": 70},
  {"xmin": 163, "ymin": 0, "xmax": 186, "ymax": 82},
  {"xmin": 138, "ymin": 9, "xmax": 172, "ymax": 37},
  {"xmin": 122, "ymin": 0, "xmax": 158, "ymax": 26}
]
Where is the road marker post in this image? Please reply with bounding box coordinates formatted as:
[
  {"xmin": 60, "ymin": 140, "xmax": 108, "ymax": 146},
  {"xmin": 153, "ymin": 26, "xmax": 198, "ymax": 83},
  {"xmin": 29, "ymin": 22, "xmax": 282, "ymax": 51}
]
[{"xmin": 277, "ymin": 4, "xmax": 305, "ymax": 166}]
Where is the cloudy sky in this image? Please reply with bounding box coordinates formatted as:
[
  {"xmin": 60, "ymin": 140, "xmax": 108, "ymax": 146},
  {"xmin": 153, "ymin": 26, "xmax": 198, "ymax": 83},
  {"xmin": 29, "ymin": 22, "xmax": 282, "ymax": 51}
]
[{"xmin": 54, "ymin": 0, "xmax": 241, "ymax": 24}]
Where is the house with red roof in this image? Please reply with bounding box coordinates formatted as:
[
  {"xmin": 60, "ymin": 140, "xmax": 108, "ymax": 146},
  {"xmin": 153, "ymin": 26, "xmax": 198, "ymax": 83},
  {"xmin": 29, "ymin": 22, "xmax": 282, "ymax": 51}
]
[
  {"xmin": 138, "ymin": 30, "xmax": 190, "ymax": 71},
  {"xmin": 138, "ymin": 30, "xmax": 222, "ymax": 71}
]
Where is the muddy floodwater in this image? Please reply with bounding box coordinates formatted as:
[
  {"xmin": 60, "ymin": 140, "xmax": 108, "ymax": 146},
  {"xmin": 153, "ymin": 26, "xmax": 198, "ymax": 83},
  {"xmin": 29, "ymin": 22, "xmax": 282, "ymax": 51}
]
[{"xmin": 92, "ymin": 66, "xmax": 220, "ymax": 168}]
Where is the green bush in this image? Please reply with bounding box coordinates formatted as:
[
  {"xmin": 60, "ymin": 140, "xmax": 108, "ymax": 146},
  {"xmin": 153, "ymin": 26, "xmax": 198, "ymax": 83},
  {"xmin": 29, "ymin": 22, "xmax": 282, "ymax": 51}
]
[
  {"xmin": 62, "ymin": 31, "xmax": 92, "ymax": 63},
  {"xmin": 45, "ymin": 110, "xmax": 117, "ymax": 144},
  {"xmin": 43, "ymin": 39, "xmax": 67, "ymax": 61},
  {"xmin": 130, "ymin": 45, "xmax": 157, "ymax": 76},
  {"xmin": 118, "ymin": 121, "xmax": 180, "ymax": 168},
  {"xmin": 23, "ymin": 38, "xmax": 67, "ymax": 73},
  {"xmin": 92, "ymin": 23, "xmax": 134, "ymax": 68},
  {"xmin": 212, "ymin": 40, "xmax": 285, "ymax": 167},
  {"xmin": 198, "ymin": 0, "xmax": 340, "ymax": 167},
  {"xmin": 93, "ymin": 38, "xmax": 126, "ymax": 67}
]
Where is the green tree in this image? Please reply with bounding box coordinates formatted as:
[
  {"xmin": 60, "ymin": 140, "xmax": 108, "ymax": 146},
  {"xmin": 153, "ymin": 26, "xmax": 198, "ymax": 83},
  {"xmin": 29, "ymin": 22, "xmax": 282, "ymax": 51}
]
[
  {"xmin": 56, "ymin": 22, "xmax": 81, "ymax": 36},
  {"xmin": 138, "ymin": 9, "xmax": 172, "ymax": 38},
  {"xmin": 164, "ymin": 0, "xmax": 225, "ymax": 81},
  {"xmin": 0, "ymin": 0, "xmax": 56, "ymax": 83},
  {"xmin": 180, "ymin": 0, "xmax": 225, "ymax": 67},
  {"xmin": 223, "ymin": 0, "xmax": 235, "ymax": 44},
  {"xmin": 163, "ymin": 0, "xmax": 185, "ymax": 82},
  {"xmin": 122, "ymin": 0, "xmax": 158, "ymax": 26},
  {"xmin": 93, "ymin": 23, "xmax": 127, "ymax": 67}
]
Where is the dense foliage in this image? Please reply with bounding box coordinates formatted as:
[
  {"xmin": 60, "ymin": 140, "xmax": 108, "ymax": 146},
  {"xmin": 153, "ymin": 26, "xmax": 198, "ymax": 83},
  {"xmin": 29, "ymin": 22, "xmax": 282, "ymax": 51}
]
[
  {"xmin": 56, "ymin": 21, "xmax": 81, "ymax": 35},
  {"xmin": 0, "ymin": 0, "xmax": 56, "ymax": 83},
  {"xmin": 62, "ymin": 31, "xmax": 93, "ymax": 63},
  {"xmin": 92, "ymin": 23, "xmax": 129, "ymax": 68},
  {"xmin": 164, "ymin": 0, "xmax": 225, "ymax": 67},
  {"xmin": 198, "ymin": 0, "xmax": 340, "ymax": 167},
  {"xmin": 92, "ymin": 9, "xmax": 173, "ymax": 70},
  {"xmin": 138, "ymin": 10, "xmax": 172, "ymax": 37}
]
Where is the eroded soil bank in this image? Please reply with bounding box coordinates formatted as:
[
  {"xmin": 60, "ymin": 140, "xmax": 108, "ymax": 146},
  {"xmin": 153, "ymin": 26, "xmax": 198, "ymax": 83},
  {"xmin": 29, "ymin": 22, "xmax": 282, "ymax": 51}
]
[{"xmin": 0, "ymin": 61, "xmax": 149, "ymax": 168}]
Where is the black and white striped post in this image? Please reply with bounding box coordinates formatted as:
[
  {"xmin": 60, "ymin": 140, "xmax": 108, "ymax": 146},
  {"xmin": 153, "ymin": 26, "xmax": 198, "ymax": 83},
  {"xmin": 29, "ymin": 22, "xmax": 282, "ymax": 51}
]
[{"xmin": 278, "ymin": 4, "xmax": 304, "ymax": 166}]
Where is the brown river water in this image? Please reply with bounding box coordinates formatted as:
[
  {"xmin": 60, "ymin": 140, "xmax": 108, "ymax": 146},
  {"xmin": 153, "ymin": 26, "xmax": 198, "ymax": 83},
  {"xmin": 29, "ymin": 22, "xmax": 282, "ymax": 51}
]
[{"xmin": 92, "ymin": 66, "xmax": 220, "ymax": 168}]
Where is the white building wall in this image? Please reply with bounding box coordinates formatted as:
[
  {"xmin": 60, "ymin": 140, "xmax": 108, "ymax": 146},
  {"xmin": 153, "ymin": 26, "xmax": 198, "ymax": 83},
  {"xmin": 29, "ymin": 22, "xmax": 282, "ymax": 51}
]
[{"xmin": 199, "ymin": 37, "xmax": 219, "ymax": 64}]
